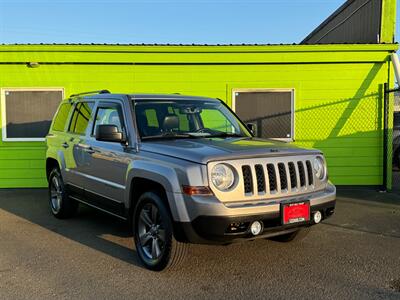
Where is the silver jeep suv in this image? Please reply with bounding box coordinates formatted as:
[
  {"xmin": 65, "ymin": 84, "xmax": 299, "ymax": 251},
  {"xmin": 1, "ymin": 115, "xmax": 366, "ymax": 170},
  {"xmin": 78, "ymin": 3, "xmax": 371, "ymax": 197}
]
[{"xmin": 46, "ymin": 91, "xmax": 336, "ymax": 271}]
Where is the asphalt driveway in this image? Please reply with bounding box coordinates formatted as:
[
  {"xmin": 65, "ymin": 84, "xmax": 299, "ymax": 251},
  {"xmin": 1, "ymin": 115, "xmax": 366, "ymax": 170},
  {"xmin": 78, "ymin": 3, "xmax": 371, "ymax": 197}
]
[{"xmin": 0, "ymin": 188, "xmax": 399, "ymax": 300}]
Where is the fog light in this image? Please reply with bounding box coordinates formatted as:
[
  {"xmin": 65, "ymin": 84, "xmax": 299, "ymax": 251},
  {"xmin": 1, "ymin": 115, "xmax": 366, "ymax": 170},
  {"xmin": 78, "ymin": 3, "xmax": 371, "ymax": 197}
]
[
  {"xmin": 313, "ymin": 211, "xmax": 322, "ymax": 224},
  {"xmin": 250, "ymin": 221, "xmax": 263, "ymax": 235}
]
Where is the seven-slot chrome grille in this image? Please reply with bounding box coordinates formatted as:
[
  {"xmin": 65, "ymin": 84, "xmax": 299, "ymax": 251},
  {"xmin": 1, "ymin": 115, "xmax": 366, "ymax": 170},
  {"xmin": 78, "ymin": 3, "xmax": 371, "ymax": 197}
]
[
  {"xmin": 241, "ymin": 160, "xmax": 314, "ymax": 195},
  {"xmin": 207, "ymin": 155, "xmax": 320, "ymax": 203}
]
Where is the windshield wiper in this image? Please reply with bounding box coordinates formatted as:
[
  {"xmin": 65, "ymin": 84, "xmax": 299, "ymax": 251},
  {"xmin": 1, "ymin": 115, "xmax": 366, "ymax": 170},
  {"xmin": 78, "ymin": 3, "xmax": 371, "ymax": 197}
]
[
  {"xmin": 142, "ymin": 132, "xmax": 246, "ymax": 140},
  {"xmin": 141, "ymin": 132, "xmax": 193, "ymax": 140},
  {"xmin": 208, "ymin": 133, "xmax": 246, "ymax": 138}
]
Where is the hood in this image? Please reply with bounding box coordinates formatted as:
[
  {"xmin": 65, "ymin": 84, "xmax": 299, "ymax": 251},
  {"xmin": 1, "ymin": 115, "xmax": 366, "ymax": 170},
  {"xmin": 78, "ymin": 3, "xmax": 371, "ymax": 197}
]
[{"xmin": 140, "ymin": 137, "xmax": 320, "ymax": 164}]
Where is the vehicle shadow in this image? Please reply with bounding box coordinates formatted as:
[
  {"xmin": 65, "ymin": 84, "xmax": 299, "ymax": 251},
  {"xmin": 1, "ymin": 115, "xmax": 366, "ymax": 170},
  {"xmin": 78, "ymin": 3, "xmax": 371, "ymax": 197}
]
[
  {"xmin": 1, "ymin": 187, "xmax": 325, "ymax": 276},
  {"xmin": 0, "ymin": 188, "xmax": 307, "ymax": 274},
  {"xmin": 0, "ymin": 188, "xmax": 143, "ymax": 268}
]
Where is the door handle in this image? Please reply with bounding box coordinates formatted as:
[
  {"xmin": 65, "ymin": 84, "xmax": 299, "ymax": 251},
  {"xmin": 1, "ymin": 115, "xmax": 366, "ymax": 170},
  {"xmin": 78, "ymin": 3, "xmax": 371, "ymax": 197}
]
[
  {"xmin": 78, "ymin": 144, "xmax": 95, "ymax": 154},
  {"xmin": 61, "ymin": 142, "xmax": 69, "ymax": 149},
  {"xmin": 84, "ymin": 148, "xmax": 95, "ymax": 154}
]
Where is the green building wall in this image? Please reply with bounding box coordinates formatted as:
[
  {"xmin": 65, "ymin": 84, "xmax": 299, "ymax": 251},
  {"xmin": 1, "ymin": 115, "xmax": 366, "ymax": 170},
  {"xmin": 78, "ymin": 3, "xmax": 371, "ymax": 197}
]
[{"xmin": 0, "ymin": 43, "xmax": 397, "ymax": 188}]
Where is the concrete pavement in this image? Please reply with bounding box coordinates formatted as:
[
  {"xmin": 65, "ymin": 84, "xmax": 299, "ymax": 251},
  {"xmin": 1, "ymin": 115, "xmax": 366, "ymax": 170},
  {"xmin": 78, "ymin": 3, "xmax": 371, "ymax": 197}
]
[{"xmin": 0, "ymin": 188, "xmax": 399, "ymax": 299}]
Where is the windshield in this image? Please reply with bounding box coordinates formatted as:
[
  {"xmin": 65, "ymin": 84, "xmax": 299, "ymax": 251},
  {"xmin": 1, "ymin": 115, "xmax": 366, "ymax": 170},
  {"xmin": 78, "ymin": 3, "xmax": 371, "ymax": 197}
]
[{"xmin": 134, "ymin": 99, "xmax": 252, "ymax": 140}]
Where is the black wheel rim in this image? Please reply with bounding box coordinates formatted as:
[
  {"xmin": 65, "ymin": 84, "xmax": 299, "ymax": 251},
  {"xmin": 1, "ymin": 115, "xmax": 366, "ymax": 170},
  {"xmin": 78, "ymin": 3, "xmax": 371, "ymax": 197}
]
[
  {"xmin": 50, "ymin": 175, "xmax": 62, "ymax": 214},
  {"xmin": 137, "ymin": 203, "xmax": 166, "ymax": 262}
]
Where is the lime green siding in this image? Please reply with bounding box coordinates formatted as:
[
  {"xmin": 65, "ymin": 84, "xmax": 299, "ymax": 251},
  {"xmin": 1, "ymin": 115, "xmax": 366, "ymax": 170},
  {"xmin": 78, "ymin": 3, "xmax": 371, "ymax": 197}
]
[
  {"xmin": 381, "ymin": 0, "xmax": 397, "ymax": 43},
  {"xmin": 0, "ymin": 44, "xmax": 397, "ymax": 188}
]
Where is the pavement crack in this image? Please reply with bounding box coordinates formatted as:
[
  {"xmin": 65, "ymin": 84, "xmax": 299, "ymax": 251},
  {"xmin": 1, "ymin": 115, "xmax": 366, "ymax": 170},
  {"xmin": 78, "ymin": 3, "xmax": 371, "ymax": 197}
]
[
  {"xmin": 0, "ymin": 268, "xmax": 12, "ymax": 273},
  {"xmin": 322, "ymin": 223, "xmax": 400, "ymax": 239}
]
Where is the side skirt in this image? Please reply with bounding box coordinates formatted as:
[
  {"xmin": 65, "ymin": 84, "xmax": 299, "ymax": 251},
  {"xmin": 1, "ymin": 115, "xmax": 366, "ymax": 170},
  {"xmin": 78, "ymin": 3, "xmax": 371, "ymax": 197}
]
[{"xmin": 66, "ymin": 184, "xmax": 128, "ymax": 221}]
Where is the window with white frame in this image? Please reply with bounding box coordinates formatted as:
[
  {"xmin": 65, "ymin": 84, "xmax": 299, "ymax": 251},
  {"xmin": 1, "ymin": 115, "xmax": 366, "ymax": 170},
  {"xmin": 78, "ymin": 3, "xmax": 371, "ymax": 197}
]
[{"xmin": 1, "ymin": 88, "xmax": 64, "ymax": 141}]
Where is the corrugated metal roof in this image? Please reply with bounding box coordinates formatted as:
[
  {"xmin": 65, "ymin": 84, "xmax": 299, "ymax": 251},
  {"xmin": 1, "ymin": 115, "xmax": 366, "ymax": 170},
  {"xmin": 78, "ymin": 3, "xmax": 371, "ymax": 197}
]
[{"xmin": 301, "ymin": 0, "xmax": 382, "ymax": 44}]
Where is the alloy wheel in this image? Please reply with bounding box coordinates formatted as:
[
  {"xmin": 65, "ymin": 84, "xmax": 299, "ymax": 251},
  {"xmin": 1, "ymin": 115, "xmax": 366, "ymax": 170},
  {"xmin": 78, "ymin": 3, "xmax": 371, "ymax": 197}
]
[
  {"xmin": 50, "ymin": 175, "xmax": 62, "ymax": 213},
  {"xmin": 137, "ymin": 203, "xmax": 166, "ymax": 262}
]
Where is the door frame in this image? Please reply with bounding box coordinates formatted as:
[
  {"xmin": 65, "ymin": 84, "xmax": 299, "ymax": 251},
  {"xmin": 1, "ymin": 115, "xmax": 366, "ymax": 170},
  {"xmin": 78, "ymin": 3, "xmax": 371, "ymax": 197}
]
[
  {"xmin": 85, "ymin": 99, "xmax": 129, "ymax": 205},
  {"xmin": 232, "ymin": 88, "xmax": 295, "ymax": 142}
]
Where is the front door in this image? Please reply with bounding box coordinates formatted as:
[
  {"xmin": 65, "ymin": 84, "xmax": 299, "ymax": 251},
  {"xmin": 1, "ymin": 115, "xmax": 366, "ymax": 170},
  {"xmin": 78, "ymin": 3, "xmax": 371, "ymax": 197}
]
[{"xmin": 84, "ymin": 101, "xmax": 131, "ymax": 216}]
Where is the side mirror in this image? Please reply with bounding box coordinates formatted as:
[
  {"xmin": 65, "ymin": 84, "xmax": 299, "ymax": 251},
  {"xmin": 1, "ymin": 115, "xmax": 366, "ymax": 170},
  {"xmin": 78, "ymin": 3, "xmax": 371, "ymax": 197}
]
[
  {"xmin": 95, "ymin": 124, "xmax": 125, "ymax": 143},
  {"xmin": 246, "ymin": 123, "xmax": 257, "ymax": 136}
]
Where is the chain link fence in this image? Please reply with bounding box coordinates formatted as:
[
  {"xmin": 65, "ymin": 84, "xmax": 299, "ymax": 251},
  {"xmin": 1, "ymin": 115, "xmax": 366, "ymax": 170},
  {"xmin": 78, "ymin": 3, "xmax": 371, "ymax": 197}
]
[
  {"xmin": 236, "ymin": 88, "xmax": 398, "ymax": 190},
  {"xmin": 392, "ymin": 91, "xmax": 400, "ymax": 192}
]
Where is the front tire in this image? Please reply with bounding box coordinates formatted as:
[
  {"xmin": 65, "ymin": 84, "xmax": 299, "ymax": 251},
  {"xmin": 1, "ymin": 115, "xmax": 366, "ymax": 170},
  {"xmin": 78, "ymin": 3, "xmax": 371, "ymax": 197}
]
[
  {"xmin": 269, "ymin": 227, "xmax": 311, "ymax": 243},
  {"xmin": 133, "ymin": 191, "xmax": 188, "ymax": 271},
  {"xmin": 48, "ymin": 168, "xmax": 78, "ymax": 219}
]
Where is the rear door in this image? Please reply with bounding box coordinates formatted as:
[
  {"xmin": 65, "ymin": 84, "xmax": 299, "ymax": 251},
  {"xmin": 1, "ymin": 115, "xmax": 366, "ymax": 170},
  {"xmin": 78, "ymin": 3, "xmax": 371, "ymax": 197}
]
[
  {"xmin": 64, "ymin": 101, "xmax": 95, "ymax": 197},
  {"xmin": 47, "ymin": 101, "xmax": 74, "ymax": 180}
]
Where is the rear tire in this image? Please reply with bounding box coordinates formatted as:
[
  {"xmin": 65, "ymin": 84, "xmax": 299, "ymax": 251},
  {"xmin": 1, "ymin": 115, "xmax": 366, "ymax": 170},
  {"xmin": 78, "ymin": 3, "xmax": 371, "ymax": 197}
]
[
  {"xmin": 393, "ymin": 146, "xmax": 400, "ymax": 169},
  {"xmin": 397, "ymin": 150, "xmax": 400, "ymax": 169},
  {"xmin": 133, "ymin": 191, "xmax": 188, "ymax": 271},
  {"xmin": 269, "ymin": 227, "xmax": 311, "ymax": 243},
  {"xmin": 48, "ymin": 168, "xmax": 78, "ymax": 219}
]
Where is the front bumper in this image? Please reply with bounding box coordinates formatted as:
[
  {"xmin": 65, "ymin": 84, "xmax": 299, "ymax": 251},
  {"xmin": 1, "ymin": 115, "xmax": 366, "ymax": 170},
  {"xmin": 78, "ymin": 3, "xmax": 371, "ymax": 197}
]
[{"xmin": 173, "ymin": 183, "xmax": 336, "ymax": 244}]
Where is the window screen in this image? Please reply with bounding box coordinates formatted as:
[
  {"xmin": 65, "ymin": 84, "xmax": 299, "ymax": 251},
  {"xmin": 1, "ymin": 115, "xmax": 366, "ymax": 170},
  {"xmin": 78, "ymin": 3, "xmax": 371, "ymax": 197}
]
[
  {"xmin": 235, "ymin": 91, "xmax": 293, "ymax": 140},
  {"xmin": 52, "ymin": 103, "xmax": 73, "ymax": 132},
  {"xmin": 3, "ymin": 90, "xmax": 63, "ymax": 139},
  {"xmin": 68, "ymin": 102, "xmax": 94, "ymax": 135}
]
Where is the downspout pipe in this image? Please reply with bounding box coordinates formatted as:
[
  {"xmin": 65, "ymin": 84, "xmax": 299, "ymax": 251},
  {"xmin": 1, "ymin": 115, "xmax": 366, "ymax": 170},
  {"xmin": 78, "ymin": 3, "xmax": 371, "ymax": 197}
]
[
  {"xmin": 382, "ymin": 53, "xmax": 400, "ymax": 191},
  {"xmin": 391, "ymin": 53, "xmax": 400, "ymax": 89}
]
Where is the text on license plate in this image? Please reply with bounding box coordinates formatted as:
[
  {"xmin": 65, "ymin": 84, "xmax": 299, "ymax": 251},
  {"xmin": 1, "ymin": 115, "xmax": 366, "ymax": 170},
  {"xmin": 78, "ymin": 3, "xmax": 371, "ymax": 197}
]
[{"xmin": 282, "ymin": 201, "xmax": 310, "ymax": 224}]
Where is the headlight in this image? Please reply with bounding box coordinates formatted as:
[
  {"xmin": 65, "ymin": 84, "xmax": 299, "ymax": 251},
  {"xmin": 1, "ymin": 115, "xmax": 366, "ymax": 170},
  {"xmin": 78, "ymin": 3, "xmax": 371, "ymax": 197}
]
[
  {"xmin": 211, "ymin": 164, "xmax": 235, "ymax": 191},
  {"xmin": 313, "ymin": 156, "xmax": 326, "ymax": 180}
]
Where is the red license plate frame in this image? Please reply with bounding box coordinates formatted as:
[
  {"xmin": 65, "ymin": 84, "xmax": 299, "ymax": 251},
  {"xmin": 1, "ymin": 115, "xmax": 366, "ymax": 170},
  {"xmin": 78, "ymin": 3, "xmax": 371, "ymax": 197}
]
[{"xmin": 281, "ymin": 201, "xmax": 310, "ymax": 225}]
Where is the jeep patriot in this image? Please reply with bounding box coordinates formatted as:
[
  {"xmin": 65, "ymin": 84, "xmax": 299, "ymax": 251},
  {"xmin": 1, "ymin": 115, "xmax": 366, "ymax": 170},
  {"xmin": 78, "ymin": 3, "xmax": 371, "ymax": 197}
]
[{"xmin": 46, "ymin": 90, "xmax": 336, "ymax": 271}]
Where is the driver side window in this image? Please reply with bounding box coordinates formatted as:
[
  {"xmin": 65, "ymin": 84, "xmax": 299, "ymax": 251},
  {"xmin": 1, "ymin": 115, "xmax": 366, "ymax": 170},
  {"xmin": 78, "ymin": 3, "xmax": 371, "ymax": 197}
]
[{"xmin": 93, "ymin": 106, "xmax": 124, "ymax": 135}]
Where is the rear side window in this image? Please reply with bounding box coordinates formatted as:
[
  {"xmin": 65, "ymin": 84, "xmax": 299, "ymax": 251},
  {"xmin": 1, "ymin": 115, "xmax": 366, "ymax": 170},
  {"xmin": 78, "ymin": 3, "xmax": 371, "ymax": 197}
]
[
  {"xmin": 52, "ymin": 103, "xmax": 72, "ymax": 132},
  {"xmin": 68, "ymin": 102, "xmax": 94, "ymax": 135}
]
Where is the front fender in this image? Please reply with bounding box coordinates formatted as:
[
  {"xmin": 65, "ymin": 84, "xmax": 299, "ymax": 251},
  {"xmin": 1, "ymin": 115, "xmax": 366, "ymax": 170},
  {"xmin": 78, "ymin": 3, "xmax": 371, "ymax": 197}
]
[{"xmin": 125, "ymin": 160, "xmax": 189, "ymax": 221}]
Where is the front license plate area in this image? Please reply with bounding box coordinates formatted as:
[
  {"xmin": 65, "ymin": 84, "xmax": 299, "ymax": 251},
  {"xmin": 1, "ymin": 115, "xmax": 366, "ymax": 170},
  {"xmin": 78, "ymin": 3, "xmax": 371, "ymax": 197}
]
[{"xmin": 281, "ymin": 201, "xmax": 310, "ymax": 225}]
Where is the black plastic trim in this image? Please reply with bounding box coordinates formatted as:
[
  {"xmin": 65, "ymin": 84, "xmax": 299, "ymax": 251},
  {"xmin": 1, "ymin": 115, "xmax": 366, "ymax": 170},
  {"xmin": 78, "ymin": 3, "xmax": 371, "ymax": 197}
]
[{"xmin": 175, "ymin": 199, "xmax": 336, "ymax": 244}]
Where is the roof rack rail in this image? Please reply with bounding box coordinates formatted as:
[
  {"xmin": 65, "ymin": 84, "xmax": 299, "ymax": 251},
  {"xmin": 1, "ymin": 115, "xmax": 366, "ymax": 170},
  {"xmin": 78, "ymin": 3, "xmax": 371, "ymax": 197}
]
[{"xmin": 70, "ymin": 90, "xmax": 110, "ymax": 97}]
